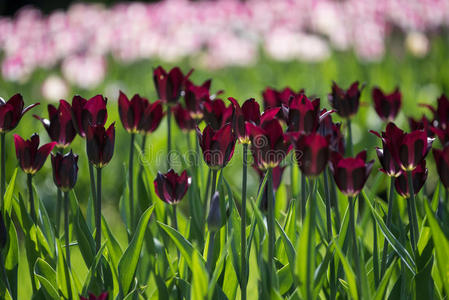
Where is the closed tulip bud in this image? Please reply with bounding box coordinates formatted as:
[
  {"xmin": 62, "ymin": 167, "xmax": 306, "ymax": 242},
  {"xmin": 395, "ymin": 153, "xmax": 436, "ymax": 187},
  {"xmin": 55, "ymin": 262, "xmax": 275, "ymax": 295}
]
[
  {"xmin": 394, "ymin": 161, "xmax": 428, "ymax": 198},
  {"xmin": 71, "ymin": 95, "xmax": 108, "ymax": 138},
  {"xmin": 184, "ymin": 79, "xmax": 211, "ymax": 120},
  {"xmin": 372, "ymin": 87, "xmax": 401, "ymax": 121},
  {"xmin": 154, "ymin": 169, "xmax": 191, "ymax": 204},
  {"xmin": 51, "ymin": 151, "xmax": 79, "ymax": 192},
  {"xmin": 291, "ymin": 132, "xmax": 330, "ymax": 177},
  {"xmin": 86, "ymin": 123, "xmax": 115, "ymax": 168},
  {"xmin": 14, "ymin": 133, "xmax": 56, "ymax": 174},
  {"xmin": 0, "ymin": 213, "xmax": 6, "ymax": 250},
  {"xmin": 433, "ymin": 145, "xmax": 449, "ymax": 189},
  {"xmin": 328, "ymin": 81, "xmax": 363, "ymax": 118},
  {"xmin": 197, "ymin": 124, "xmax": 236, "ymax": 169},
  {"xmin": 207, "ymin": 192, "xmax": 222, "ymax": 232},
  {"xmin": 287, "ymin": 94, "xmax": 320, "ymax": 133},
  {"xmin": 34, "ymin": 100, "xmax": 76, "ymax": 148},
  {"xmin": 202, "ymin": 99, "xmax": 233, "ymax": 130},
  {"xmin": 173, "ymin": 104, "xmax": 196, "ymax": 132},
  {"xmin": 80, "ymin": 292, "xmax": 109, "ymax": 300},
  {"xmin": 0, "ymin": 93, "xmax": 39, "ymax": 132},
  {"xmin": 329, "ymin": 151, "xmax": 374, "ymax": 197},
  {"xmin": 153, "ymin": 66, "xmax": 191, "ymax": 105}
]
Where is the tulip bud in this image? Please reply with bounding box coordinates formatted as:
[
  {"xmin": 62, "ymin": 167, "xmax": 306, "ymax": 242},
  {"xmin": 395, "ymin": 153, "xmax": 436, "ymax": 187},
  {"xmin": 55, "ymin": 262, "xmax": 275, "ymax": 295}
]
[
  {"xmin": 372, "ymin": 87, "xmax": 401, "ymax": 122},
  {"xmin": 207, "ymin": 192, "xmax": 222, "ymax": 232},
  {"xmin": 197, "ymin": 124, "xmax": 236, "ymax": 169},
  {"xmin": 154, "ymin": 169, "xmax": 191, "ymax": 204},
  {"xmin": 328, "ymin": 81, "xmax": 363, "ymax": 118},
  {"xmin": 51, "ymin": 151, "xmax": 79, "ymax": 192},
  {"xmin": 86, "ymin": 123, "xmax": 115, "ymax": 168}
]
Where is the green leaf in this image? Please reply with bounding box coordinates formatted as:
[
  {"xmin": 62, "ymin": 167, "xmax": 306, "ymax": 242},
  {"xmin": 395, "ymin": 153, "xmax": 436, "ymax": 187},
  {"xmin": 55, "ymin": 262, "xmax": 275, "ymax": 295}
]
[
  {"xmin": 81, "ymin": 243, "xmax": 106, "ymax": 296},
  {"xmin": 118, "ymin": 205, "xmax": 154, "ymax": 295},
  {"xmin": 3, "ymin": 168, "xmax": 17, "ymax": 216},
  {"xmin": 275, "ymin": 220, "xmax": 296, "ymax": 284},
  {"xmin": 4, "ymin": 213, "xmax": 18, "ymax": 270},
  {"xmin": 424, "ymin": 198, "xmax": 449, "ymax": 295},
  {"xmin": 191, "ymin": 250, "xmax": 209, "ymax": 300},
  {"xmin": 34, "ymin": 258, "xmax": 59, "ymax": 300},
  {"xmin": 364, "ymin": 192, "xmax": 416, "ymax": 275},
  {"xmin": 333, "ymin": 240, "xmax": 358, "ymax": 300},
  {"xmin": 373, "ymin": 259, "xmax": 397, "ymax": 300},
  {"xmin": 101, "ymin": 215, "xmax": 123, "ymax": 270},
  {"xmin": 56, "ymin": 238, "xmax": 77, "ymax": 299},
  {"xmin": 74, "ymin": 205, "xmax": 96, "ymax": 267}
]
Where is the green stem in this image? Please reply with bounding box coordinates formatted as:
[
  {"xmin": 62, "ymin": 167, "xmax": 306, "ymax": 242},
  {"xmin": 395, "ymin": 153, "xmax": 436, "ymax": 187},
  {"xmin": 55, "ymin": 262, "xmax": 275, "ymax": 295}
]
[
  {"xmin": 27, "ymin": 174, "xmax": 36, "ymax": 223},
  {"xmin": 167, "ymin": 107, "xmax": 172, "ymax": 169},
  {"xmin": 300, "ymin": 172, "xmax": 306, "ymax": 221},
  {"xmin": 323, "ymin": 169, "xmax": 336, "ymax": 300},
  {"xmin": 64, "ymin": 191, "xmax": 71, "ymax": 270},
  {"xmin": 380, "ymin": 177, "xmax": 395, "ymax": 277},
  {"xmin": 373, "ymin": 205, "xmax": 379, "ymax": 288},
  {"xmin": 95, "ymin": 167, "xmax": 102, "ymax": 252},
  {"xmin": 172, "ymin": 205, "xmax": 178, "ymax": 231},
  {"xmin": 328, "ymin": 169, "xmax": 341, "ymax": 229},
  {"xmin": 210, "ymin": 170, "xmax": 218, "ymax": 210},
  {"xmin": 129, "ymin": 133, "xmax": 135, "ymax": 231},
  {"xmin": 55, "ymin": 189, "xmax": 62, "ymax": 235},
  {"xmin": 348, "ymin": 196, "xmax": 362, "ymax": 297},
  {"xmin": 88, "ymin": 161, "xmax": 97, "ymax": 208},
  {"xmin": 1, "ymin": 132, "xmax": 5, "ymax": 203},
  {"xmin": 267, "ymin": 168, "xmax": 275, "ymax": 287},
  {"xmin": 241, "ymin": 143, "xmax": 248, "ymax": 300},
  {"xmin": 206, "ymin": 231, "xmax": 215, "ymax": 272},
  {"xmin": 306, "ymin": 179, "xmax": 317, "ymax": 300},
  {"xmin": 407, "ymin": 170, "xmax": 419, "ymax": 251},
  {"xmin": 347, "ymin": 119, "xmax": 353, "ymax": 157},
  {"xmin": 203, "ymin": 169, "xmax": 212, "ymax": 206}
]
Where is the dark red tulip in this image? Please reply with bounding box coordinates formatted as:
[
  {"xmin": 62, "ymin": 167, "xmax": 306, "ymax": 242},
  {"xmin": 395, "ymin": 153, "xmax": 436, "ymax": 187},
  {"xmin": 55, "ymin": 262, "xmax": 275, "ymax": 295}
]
[
  {"xmin": 287, "ymin": 94, "xmax": 320, "ymax": 133},
  {"xmin": 370, "ymin": 126, "xmax": 402, "ymax": 177},
  {"xmin": 394, "ymin": 161, "xmax": 427, "ymax": 198},
  {"xmin": 184, "ymin": 79, "xmax": 211, "ymax": 119},
  {"xmin": 372, "ymin": 87, "xmax": 401, "ymax": 121},
  {"xmin": 13, "ymin": 133, "xmax": 56, "ymax": 175},
  {"xmin": 408, "ymin": 115, "xmax": 434, "ymax": 137},
  {"xmin": 34, "ymin": 100, "xmax": 76, "ymax": 148},
  {"xmin": 138, "ymin": 100, "xmax": 163, "ymax": 135},
  {"xmin": 51, "ymin": 150, "xmax": 79, "ymax": 192},
  {"xmin": 202, "ymin": 98, "xmax": 233, "ymax": 130},
  {"xmin": 154, "ymin": 169, "xmax": 191, "ymax": 204},
  {"xmin": 318, "ymin": 109, "xmax": 345, "ymax": 154},
  {"xmin": 153, "ymin": 66, "xmax": 192, "ymax": 105},
  {"xmin": 372, "ymin": 123, "xmax": 433, "ymax": 171},
  {"xmin": 328, "ymin": 81, "xmax": 363, "ymax": 118},
  {"xmin": 430, "ymin": 126, "xmax": 449, "ymax": 145},
  {"xmin": 421, "ymin": 94, "xmax": 449, "ymax": 130},
  {"xmin": 80, "ymin": 292, "xmax": 109, "ymax": 300},
  {"xmin": 71, "ymin": 95, "xmax": 108, "ymax": 138},
  {"xmin": 86, "ymin": 123, "xmax": 115, "ymax": 168},
  {"xmin": 329, "ymin": 151, "xmax": 374, "ymax": 197},
  {"xmin": 247, "ymin": 119, "xmax": 291, "ymax": 170},
  {"xmin": 291, "ymin": 132, "xmax": 330, "ymax": 177},
  {"xmin": 433, "ymin": 145, "xmax": 449, "ymax": 189},
  {"xmin": 173, "ymin": 104, "xmax": 196, "ymax": 131},
  {"xmin": 197, "ymin": 124, "xmax": 236, "ymax": 169},
  {"xmin": 0, "ymin": 93, "xmax": 39, "ymax": 132},
  {"xmin": 262, "ymin": 87, "xmax": 303, "ymax": 121}
]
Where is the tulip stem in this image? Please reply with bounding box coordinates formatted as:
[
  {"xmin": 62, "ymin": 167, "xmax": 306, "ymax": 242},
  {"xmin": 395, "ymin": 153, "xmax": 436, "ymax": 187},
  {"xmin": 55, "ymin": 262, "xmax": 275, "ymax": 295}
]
[
  {"xmin": 27, "ymin": 174, "xmax": 36, "ymax": 223},
  {"xmin": 1, "ymin": 132, "xmax": 5, "ymax": 202},
  {"xmin": 407, "ymin": 170, "xmax": 419, "ymax": 251},
  {"xmin": 167, "ymin": 108, "xmax": 172, "ymax": 169},
  {"xmin": 95, "ymin": 167, "xmax": 102, "ymax": 252},
  {"xmin": 129, "ymin": 133, "xmax": 135, "ymax": 232},
  {"xmin": 323, "ymin": 169, "xmax": 336, "ymax": 300},
  {"xmin": 300, "ymin": 172, "xmax": 306, "ymax": 221},
  {"xmin": 172, "ymin": 205, "xmax": 178, "ymax": 231},
  {"xmin": 347, "ymin": 119, "xmax": 353, "ymax": 157},
  {"xmin": 56, "ymin": 189, "xmax": 62, "ymax": 235},
  {"xmin": 267, "ymin": 168, "xmax": 275, "ymax": 287},
  {"xmin": 328, "ymin": 168, "xmax": 341, "ymax": 229},
  {"xmin": 381, "ymin": 177, "xmax": 395, "ymax": 277},
  {"xmin": 88, "ymin": 161, "xmax": 97, "ymax": 213},
  {"xmin": 348, "ymin": 196, "xmax": 362, "ymax": 297},
  {"xmin": 63, "ymin": 191, "xmax": 71, "ymax": 270},
  {"xmin": 306, "ymin": 179, "xmax": 317, "ymax": 300},
  {"xmin": 210, "ymin": 170, "xmax": 218, "ymax": 210},
  {"xmin": 241, "ymin": 143, "xmax": 248, "ymax": 300},
  {"xmin": 206, "ymin": 231, "xmax": 215, "ymax": 272}
]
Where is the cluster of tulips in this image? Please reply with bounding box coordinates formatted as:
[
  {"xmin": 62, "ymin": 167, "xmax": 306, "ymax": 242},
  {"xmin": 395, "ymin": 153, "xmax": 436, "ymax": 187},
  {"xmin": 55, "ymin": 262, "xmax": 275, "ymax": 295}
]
[{"xmin": 1, "ymin": 65, "xmax": 449, "ymax": 299}]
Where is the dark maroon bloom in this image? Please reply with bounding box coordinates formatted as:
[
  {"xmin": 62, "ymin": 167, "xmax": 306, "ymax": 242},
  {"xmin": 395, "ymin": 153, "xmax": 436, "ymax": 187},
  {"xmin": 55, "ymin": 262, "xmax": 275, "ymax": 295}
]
[
  {"xmin": 318, "ymin": 109, "xmax": 345, "ymax": 154},
  {"xmin": 329, "ymin": 151, "xmax": 374, "ymax": 197},
  {"xmin": 408, "ymin": 115, "xmax": 434, "ymax": 137},
  {"xmin": 247, "ymin": 119, "xmax": 291, "ymax": 170},
  {"xmin": 0, "ymin": 93, "xmax": 39, "ymax": 132},
  {"xmin": 71, "ymin": 95, "xmax": 108, "ymax": 138},
  {"xmin": 431, "ymin": 126, "xmax": 449, "ymax": 145},
  {"xmin": 197, "ymin": 124, "xmax": 236, "ymax": 169},
  {"xmin": 433, "ymin": 145, "xmax": 449, "ymax": 189},
  {"xmin": 202, "ymin": 99, "xmax": 233, "ymax": 130},
  {"xmin": 13, "ymin": 133, "xmax": 56, "ymax": 175},
  {"xmin": 372, "ymin": 87, "xmax": 401, "ymax": 121},
  {"xmin": 80, "ymin": 292, "xmax": 109, "ymax": 300},
  {"xmin": 51, "ymin": 151, "xmax": 79, "ymax": 192},
  {"xmin": 184, "ymin": 79, "xmax": 211, "ymax": 119},
  {"xmin": 287, "ymin": 94, "xmax": 320, "ymax": 133},
  {"xmin": 154, "ymin": 169, "xmax": 191, "ymax": 204},
  {"xmin": 173, "ymin": 104, "xmax": 196, "ymax": 132},
  {"xmin": 153, "ymin": 66, "xmax": 192, "ymax": 105},
  {"xmin": 262, "ymin": 87, "xmax": 303, "ymax": 121},
  {"xmin": 328, "ymin": 81, "xmax": 363, "ymax": 118},
  {"xmin": 34, "ymin": 100, "xmax": 76, "ymax": 148},
  {"xmin": 370, "ymin": 125, "xmax": 402, "ymax": 177},
  {"xmin": 394, "ymin": 161, "xmax": 428, "ymax": 198},
  {"xmin": 421, "ymin": 94, "xmax": 449, "ymax": 130},
  {"xmin": 86, "ymin": 123, "xmax": 115, "ymax": 168},
  {"xmin": 291, "ymin": 133, "xmax": 329, "ymax": 177}
]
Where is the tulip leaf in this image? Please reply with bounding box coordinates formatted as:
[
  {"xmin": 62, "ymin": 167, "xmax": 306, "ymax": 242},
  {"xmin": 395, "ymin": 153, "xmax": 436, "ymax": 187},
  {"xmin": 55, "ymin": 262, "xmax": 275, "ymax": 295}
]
[
  {"xmin": 191, "ymin": 250, "xmax": 209, "ymax": 300},
  {"xmin": 101, "ymin": 215, "xmax": 123, "ymax": 270},
  {"xmin": 81, "ymin": 242, "xmax": 106, "ymax": 296},
  {"xmin": 34, "ymin": 258, "xmax": 59, "ymax": 300},
  {"xmin": 4, "ymin": 213, "xmax": 18, "ymax": 270},
  {"xmin": 373, "ymin": 258, "xmax": 397, "ymax": 300},
  {"xmin": 424, "ymin": 198, "xmax": 449, "ymax": 295},
  {"xmin": 332, "ymin": 239, "xmax": 358, "ymax": 300},
  {"xmin": 3, "ymin": 168, "xmax": 17, "ymax": 216},
  {"xmin": 364, "ymin": 192, "xmax": 416, "ymax": 275},
  {"xmin": 118, "ymin": 205, "xmax": 154, "ymax": 295},
  {"xmin": 275, "ymin": 220, "xmax": 296, "ymax": 284},
  {"xmin": 74, "ymin": 204, "xmax": 96, "ymax": 268}
]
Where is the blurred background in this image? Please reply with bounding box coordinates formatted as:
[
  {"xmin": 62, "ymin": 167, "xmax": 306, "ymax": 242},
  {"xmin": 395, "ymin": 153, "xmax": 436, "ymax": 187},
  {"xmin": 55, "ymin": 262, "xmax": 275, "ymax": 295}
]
[{"xmin": 0, "ymin": 0, "xmax": 448, "ymax": 227}]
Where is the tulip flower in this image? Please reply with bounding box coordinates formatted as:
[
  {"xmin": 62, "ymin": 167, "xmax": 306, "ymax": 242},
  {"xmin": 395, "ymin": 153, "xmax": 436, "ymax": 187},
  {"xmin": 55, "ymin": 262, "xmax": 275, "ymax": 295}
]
[
  {"xmin": 433, "ymin": 145, "xmax": 449, "ymax": 189},
  {"xmin": 370, "ymin": 128, "xmax": 402, "ymax": 178},
  {"xmin": 86, "ymin": 123, "xmax": 115, "ymax": 251},
  {"xmin": 372, "ymin": 87, "xmax": 401, "ymax": 121},
  {"xmin": 154, "ymin": 169, "xmax": 191, "ymax": 230},
  {"xmin": 197, "ymin": 124, "xmax": 236, "ymax": 170},
  {"xmin": 318, "ymin": 109, "xmax": 345, "ymax": 154},
  {"xmin": 71, "ymin": 95, "xmax": 108, "ymax": 138},
  {"xmin": 34, "ymin": 100, "xmax": 77, "ymax": 148},
  {"xmin": 421, "ymin": 94, "xmax": 449, "ymax": 130},
  {"xmin": 80, "ymin": 292, "xmax": 109, "ymax": 300},
  {"xmin": 0, "ymin": 93, "xmax": 39, "ymax": 199},
  {"xmin": 14, "ymin": 133, "xmax": 56, "ymax": 222},
  {"xmin": 262, "ymin": 87, "xmax": 303, "ymax": 120},
  {"xmin": 202, "ymin": 98, "xmax": 233, "ymax": 130},
  {"xmin": 394, "ymin": 161, "xmax": 427, "ymax": 198},
  {"xmin": 287, "ymin": 94, "xmax": 320, "ymax": 133},
  {"xmin": 153, "ymin": 66, "xmax": 191, "ymax": 105},
  {"xmin": 184, "ymin": 79, "xmax": 212, "ymax": 120},
  {"xmin": 408, "ymin": 115, "xmax": 434, "ymax": 137},
  {"xmin": 291, "ymin": 132, "xmax": 330, "ymax": 177},
  {"xmin": 173, "ymin": 104, "xmax": 196, "ymax": 132}
]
